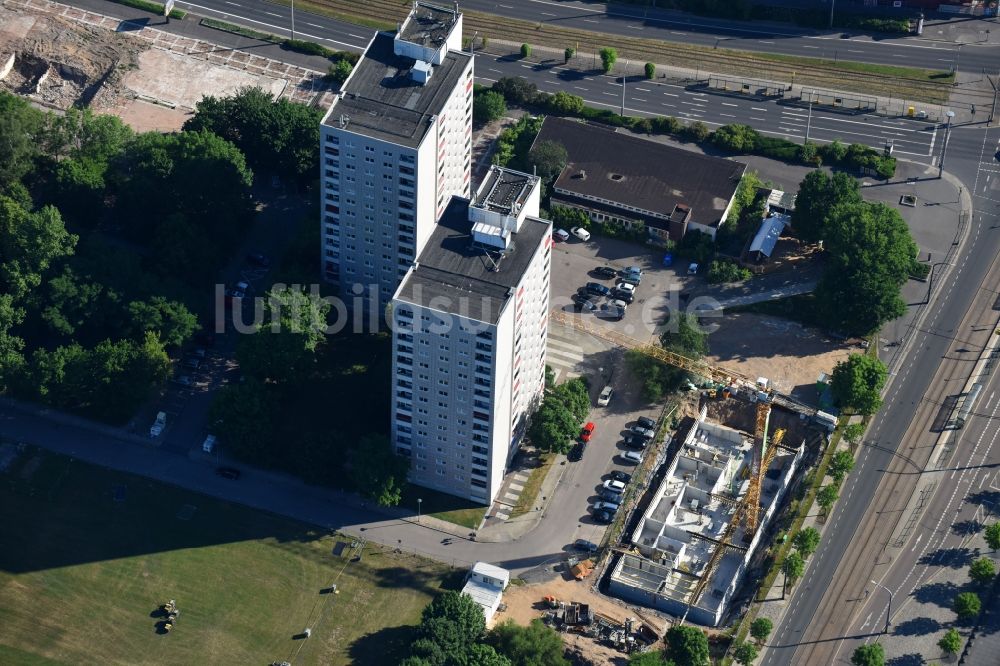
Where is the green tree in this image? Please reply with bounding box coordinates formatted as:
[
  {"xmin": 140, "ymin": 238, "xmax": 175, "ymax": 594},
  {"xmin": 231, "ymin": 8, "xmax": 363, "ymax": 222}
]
[
  {"xmin": 824, "ymin": 139, "xmax": 848, "ymax": 163},
  {"xmin": 986, "ymin": 522, "xmax": 1000, "ymax": 552},
  {"xmin": 474, "ymin": 90, "xmax": 507, "ymax": 123},
  {"xmin": 492, "ymin": 77, "xmax": 538, "ymax": 105},
  {"xmin": 644, "ymin": 62, "xmax": 655, "ymax": 79},
  {"xmin": 489, "ymin": 619, "xmax": 568, "ymax": 666},
  {"xmin": 564, "ymin": 47, "xmax": 575, "ymax": 62},
  {"xmin": 599, "ymin": 47, "xmax": 618, "ymax": 73},
  {"xmin": 817, "ymin": 484, "xmax": 839, "ymax": 514},
  {"xmin": 937, "ymin": 627, "xmax": 962, "ymax": 656},
  {"xmin": 791, "ymin": 170, "xmax": 861, "ymax": 243},
  {"xmin": 0, "ymin": 197, "xmax": 78, "ymax": 300},
  {"xmin": 127, "ymin": 296, "xmax": 198, "ymax": 348},
  {"xmin": 828, "ymin": 450, "xmax": 856, "ymax": 484},
  {"xmin": 0, "ymin": 294, "xmax": 25, "ymax": 389},
  {"xmin": 851, "ymin": 644, "xmax": 884, "ymax": 666},
  {"xmin": 208, "ymin": 380, "xmax": 276, "ymax": 465},
  {"xmin": 351, "ymin": 434, "xmax": 408, "ymax": 507},
  {"xmin": 686, "ymin": 121, "xmax": 711, "ymax": 141},
  {"xmin": 733, "ymin": 641, "xmax": 759, "ymax": 665},
  {"xmin": 237, "ymin": 285, "xmax": 330, "ymax": 382},
  {"xmin": 520, "ymin": 43, "xmax": 532, "ymax": 58},
  {"xmin": 0, "ymin": 92, "xmax": 45, "ymax": 184},
  {"xmin": 662, "ymin": 313, "xmax": 708, "ymax": 359},
  {"xmin": 782, "ymin": 551, "xmax": 805, "ymax": 586},
  {"xmin": 831, "ymin": 354, "xmax": 887, "ymax": 415},
  {"xmin": 664, "ymin": 625, "xmax": 709, "ymax": 666},
  {"xmin": 842, "ymin": 422, "xmax": 866, "ymax": 447},
  {"xmin": 793, "ymin": 527, "xmax": 821, "ymax": 558},
  {"xmin": 551, "ymin": 377, "xmax": 590, "ymax": 422},
  {"xmin": 954, "ymin": 591, "xmax": 982, "ymax": 619},
  {"xmin": 184, "ymin": 86, "xmax": 320, "ymax": 181},
  {"xmin": 969, "ymin": 557, "xmax": 996, "ymax": 586},
  {"xmin": 527, "ymin": 399, "xmax": 577, "ymax": 453},
  {"xmin": 713, "ymin": 124, "xmax": 760, "ymax": 152},
  {"xmin": 707, "ymin": 260, "xmax": 751, "ymax": 284},
  {"xmin": 327, "ymin": 58, "xmax": 354, "ymax": 85},
  {"xmin": 750, "ymin": 617, "xmax": 773, "ymax": 645},
  {"xmin": 409, "ymin": 591, "xmax": 501, "ymax": 665},
  {"xmin": 528, "ymin": 140, "xmax": 568, "ymax": 181},
  {"xmin": 818, "ymin": 201, "xmax": 917, "ymax": 335},
  {"xmin": 546, "ymin": 91, "xmax": 585, "ymax": 115}
]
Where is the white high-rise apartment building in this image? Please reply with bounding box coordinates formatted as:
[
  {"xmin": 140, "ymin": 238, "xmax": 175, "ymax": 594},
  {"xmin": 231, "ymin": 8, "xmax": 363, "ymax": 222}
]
[
  {"xmin": 390, "ymin": 167, "xmax": 552, "ymax": 504},
  {"xmin": 319, "ymin": 2, "xmax": 473, "ymax": 316}
]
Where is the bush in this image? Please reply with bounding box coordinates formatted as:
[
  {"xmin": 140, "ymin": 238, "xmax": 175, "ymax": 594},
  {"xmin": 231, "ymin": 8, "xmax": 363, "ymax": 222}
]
[
  {"xmin": 110, "ymin": 0, "xmax": 185, "ymax": 18},
  {"xmin": 644, "ymin": 62, "xmax": 655, "ymax": 79},
  {"xmin": 707, "ymin": 260, "xmax": 751, "ymax": 284},
  {"xmin": 713, "ymin": 123, "xmax": 760, "ymax": 152},
  {"xmin": 492, "ymin": 77, "xmax": 539, "ymax": 105},
  {"xmin": 520, "ymin": 43, "xmax": 532, "ymax": 58},
  {"xmin": 283, "ymin": 38, "xmax": 334, "ymax": 58},
  {"xmin": 651, "ymin": 116, "xmax": 682, "ymax": 135},
  {"xmin": 685, "ymin": 121, "xmax": 711, "ymax": 142},
  {"xmin": 599, "ymin": 47, "xmax": 618, "ymax": 73},
  {"xmin": 564, "ymin": 47, "xmax": 575, "ymax": 62},
  {"xmin": 327, "ymin": 59, "xmax": 353, "ymax": 85},
  {"xmin": 473, "ymin": 90, "xmax": 507, "ymax": 123},
  {"xmin": 954, "ymin": 591, "xmax": 981, "ymax": 619}
]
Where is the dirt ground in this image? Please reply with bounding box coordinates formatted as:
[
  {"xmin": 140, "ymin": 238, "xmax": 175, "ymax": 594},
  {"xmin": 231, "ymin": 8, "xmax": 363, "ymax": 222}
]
[
  {"xmin": 705, "ymin": 312, "xmax": 855, "ymax": 402},
  {"xmin": 105, "ymin": 98, "xmax": 191, "ymax": 132},
  {"xmin": 497, "ymin": 578, "xmax": 665, "ymax": 666}
]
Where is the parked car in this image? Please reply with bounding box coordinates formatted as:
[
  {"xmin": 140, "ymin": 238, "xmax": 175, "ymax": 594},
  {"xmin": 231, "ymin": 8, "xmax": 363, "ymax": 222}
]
[
  {"xmin": 603, "ymin": 479, "xmax": 627, "ymax": 493},
  {"xmin": 572, "ymin": 293, "xmax": 598, "ymax": 311},
  {"xmin": 611, "ymin": 289, "xmax": 634, "ymax": 304},
  {"xmin": 593, "ymin": 266, "xmax": 618, "ymax": 279},
  {"xmin": 629, "ymin": 425, "xmax": 655, "ymax": 439},
  {"xmin": 216, "ymin": 466, "xmax": 241, "ymax": 480},
  {"xmin": 172, "ymin": 374, "xmax": 194, "ymax": 387},
  {"xmin": 554, "ymin": 228, "xmax": 571, "ymax": 242},
  {"xmin": 600, "ymin": 488, "xmax": 623, "ymax": 502},
  {"xmin": 182, "ymin": 357, "xmax": 202, "ymax": 370},
  {"xmin": 580, "ymin": 422, "xmax": 596, "ymax": 442},
  {"xmin": 585, "ymin": 282, "xmax": 611, "ymax": 297},
  {"xmin": 594, "ymin": 510, "xmax": 614, "ymax": 524},
  {"xmin": 571, "ymin": 227, "xmax": 591, "ymax": 242},
  {"xmin": 235, "ymin": 280, "xmax": 250, "ymax": 293},
  {"xmin": 610, "ymin": 471, "xmax": 632, "ymax": 484},
  {"xmin": 622, "ymin": 450, "xmax": 643, "ymax": 465},
  {"xmin": 637, "ymin": 416, "xmax": 657, "ymax": 429},
  {"xmin": 202, "ymin": 434, "xmax": 217, "ymax": 453},
  {"xmin": 597, "ymin": 385, "xmax": 613, "ymax": 407},
  {"xmin": 246, "ymin": 252, "xmax": 270, "ymax": 268},
  {"xmin": 568, "ymin": 442, "xmax": 584, "ymax": 462},
  {"xmin": 592, "ymin": 500, "xmax": 620, "ymax": 514},
  {"xmin": 615, "ymin": 281, "xmax": 636, "ymax": 295},
  {"xmin": 149, "ymin": 411, "xmax": 167, "ymax": 438},
  {"xmin": 574, "ymin": 539, "xmax": 599, "ymax": 553},
  {"xmin": 600, "ymin": 303, "xmax": 625, "ymax": 320},
  {"xmin": 623, "ymin": 434, "xmax": 647, "ymax": 449},
  {"xmin": 620, "ymin": 267, "xmax": 643, "ymax": 283},
  {"xmin": 610, "ymin": 298, "xmax": 628, "ymax": 311},
  {"xmin": 189, "ymin": 348, "xmax": 208, "ymax": 359}
]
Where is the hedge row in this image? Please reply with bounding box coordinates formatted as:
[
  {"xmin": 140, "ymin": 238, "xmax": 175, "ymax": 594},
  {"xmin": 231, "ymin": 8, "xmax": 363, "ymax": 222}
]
[
  {"xmin": 110, "ymin": 0, "xmax": 186, "ymax": 19},
  {"xmin": 199, "ymin": 18, "xmax": 359, "ymax": 63},
  {"xmin": 486, "ymin": 78, "xmax": 897, "ymax": 178}
]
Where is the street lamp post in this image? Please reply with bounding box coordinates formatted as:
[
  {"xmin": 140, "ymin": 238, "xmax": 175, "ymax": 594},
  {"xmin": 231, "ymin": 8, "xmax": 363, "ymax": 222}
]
[
  {"xmin": 290, "ymin": 0, "xmax": 296, "ymax": 42},
  {"xmin": 417, "ymin": 498, "xmax": 423, "ymax": 523},
  {"xmin": 939, "ymin": 110, "xmax": 955, "ymax": 178},
  {"xmin": 805, "ymin": 97, "xmax": 814, "ymax": 144},
  {"xmin": 828, "ymin": 0, "xmax": 836, "ymax": 29},
  {"xmin": 870, "ymin": 580, "xmax": 893, "ymax": 635},
  {"xmin": 621, "ymin": 59, "xmax": 630, "ymax": 117}
]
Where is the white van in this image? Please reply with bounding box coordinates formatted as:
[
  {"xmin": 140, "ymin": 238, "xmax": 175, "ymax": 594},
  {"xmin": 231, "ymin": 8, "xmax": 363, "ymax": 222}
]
[
  {"xmin": 149, "ymin": 411, "xmax": 167, "ymax": 438},
  {"xmin": 571, "ymin": 227, "xmax": 591, "ymax": 242},
  {"xmin": 553, "ymin": 228, "xmax": 570, "ymax": 242},
  {"xmin": 202, "ymin": 434, "xmax": 217, "ymax": 453}
]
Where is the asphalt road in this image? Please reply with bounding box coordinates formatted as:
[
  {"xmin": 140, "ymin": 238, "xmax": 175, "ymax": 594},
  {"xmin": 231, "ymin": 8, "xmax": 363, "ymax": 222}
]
[
  {"xmin": 457, "ymin": 0, "xmax": 1000, "ymax": 74},
  {"xmin": 760, "ymin": 126, "xmax": 1000, "ymax": 665}
]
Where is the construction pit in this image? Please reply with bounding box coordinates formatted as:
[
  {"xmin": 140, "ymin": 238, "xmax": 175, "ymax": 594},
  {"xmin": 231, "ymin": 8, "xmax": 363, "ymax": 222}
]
[{"xmin": 0, "ymin": 2, "xmax": 328, "ymax": 131}]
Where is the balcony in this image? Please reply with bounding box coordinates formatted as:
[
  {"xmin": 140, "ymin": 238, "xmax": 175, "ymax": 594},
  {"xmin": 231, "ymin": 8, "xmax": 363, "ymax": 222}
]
[
  {"xmin": 396, "ymin": 344, "xmax": 413, "ymax": 355},
  {"xmin": 474, "ymin": 354, "xmax": 491, "ymax": 363},
  {"xmin": 396, "ymin": 391, "xmax": 413, "ymax": 400},
  {"xmin": 475, "ymin": 343, "xmax": 492, "ymax": 352},
  {"xmin": 474, "ymin": 378, "xmax": 491, "ymax": 388},
  {"xmin": 473, "ymin": 400, "xmax": 490, "ymax": 410},
  {"xmin": 474, "ymin": 389, "xmax": 490, "ymax": 398},
  {"xmin": 473, "ymin": 411, "xmax": 490, "ymax": 422},
  {"xmin": 472, "ymin": 445, "xmax": 488, "ymax": 455},
  {"xmin": 475, "ymin": 366, "xmax": 491, "ymax": 376},
  {"xmin": 396, "ymin": 355, "xmax": 413, "ymax": 366}
]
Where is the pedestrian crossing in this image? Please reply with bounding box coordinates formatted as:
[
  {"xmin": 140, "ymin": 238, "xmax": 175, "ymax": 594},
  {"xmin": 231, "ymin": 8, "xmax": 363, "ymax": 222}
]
[{"xmin": 546, "ymin": 331, "xmax": 585, "ymax": 384}]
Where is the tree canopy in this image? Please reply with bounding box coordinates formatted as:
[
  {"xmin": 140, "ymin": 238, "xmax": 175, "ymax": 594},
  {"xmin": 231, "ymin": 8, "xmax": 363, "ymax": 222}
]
[
  {"xmin": 782, "ymin": 551, "xmax": 805, "ymax": 585},
  {"xmin": 793, "ymin": 527, "xmax": 821, "ymax": 558},
  {"xmin": 938, "ymin": 628, "xmax": 963, "ymax": 655},
  {"xmin": 831, "ymin": 354, "xmax": 887, "ymax": 415},
  {"xmin": 488, "ymin": 619, "xmax": 568, "ymax": 666},
  {"xmin": 791, "ymin": 170, "xmax": 861, "ymax": 243},
  {"xmin": 986, "ymin": 522, "xmax": 1000, "ymax": 551},
  {"xmin": 474, "ymin": 90, "xmax": 508, "ymax": 124},
  {"xmin": 183, "ymin": 86, "xmax": 322, "ymax": 182},
  {"xmin": 527, "ymin": 377, "xmax": 589, "ymax": 453},
  {"xmin": 851, "ymin": 644, "xmax": 884, "ymax": 666},
  {"xmin": 954, "ymin": 591, "xmax": 982, "ymax": 619},
  {"xmin": 664, "ymin": 625, "xmax": 710, "ymax": 666},
  {"xmin": 750, "ymin": 617, "xmax": 773, "ymax": 645},
  {"xmin": 403, "ymin": 591, "xmax": 510, "ymax": 666},
  {"xmin": 528, "ymin": 140, "xmax": 568, "ymax": 181}
]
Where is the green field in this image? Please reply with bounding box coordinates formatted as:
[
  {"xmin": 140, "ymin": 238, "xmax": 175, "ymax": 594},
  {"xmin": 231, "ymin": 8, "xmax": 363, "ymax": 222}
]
[{"xmin": 0, "ymin": 449, "xmax": 458, "ymax": 665}]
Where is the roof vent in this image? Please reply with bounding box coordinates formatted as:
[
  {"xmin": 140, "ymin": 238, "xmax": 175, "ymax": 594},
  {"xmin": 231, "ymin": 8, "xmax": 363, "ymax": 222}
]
[
  {"xmin": 609, "ymin": 173, "xmax": 624, "ymax": 182},
  {"xmin": 573, "ymin": 170, "xmax": 586, "ymax": 180},
  {"xmin": 411, "ymin": 60, "xmax": 433, "ymax": 85}
]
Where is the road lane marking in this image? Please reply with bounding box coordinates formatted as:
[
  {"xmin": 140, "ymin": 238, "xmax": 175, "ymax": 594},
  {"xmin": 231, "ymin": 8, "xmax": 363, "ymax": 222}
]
[
  {"xmin": 662, "ymin": 102, "xmax": 676, "ymax": 107},
  {"xmin": 348, "ymin": 33, "xmax": 365, "ymax": 39},
  {"xmin": 602, "ymin": 92, "xmax": 616, "ymax": 96},
  {"xmin": 225, "ymin": 1, "xmax": 240, "ymax": 5},
  {"xmin": 663, "ymin": 92, "xmax": 679, "ymax": 97},
  {"xmin": 489, "ymin": 68, "xmax": 502, "ymax": 74},
  {"xmin": 759, "ymin": 40, "xmax": 774, "ymax": 44},
  {"xmin": 751, "ymin": 107, "xmax": 767, "ymax": 111},
  {"xmin": 573, "ymin": 86, "xmax": 589, "ymax": 91},
  {"xmin": 541, "ymin": 11, "xmax": 556, "ymax": 16},
  {"xmin": 633, "ymin": 97, "xmax": 647, "ymax": 102},
  {"xmin": 722, "ymin": 102, "xmax": 737, "ymax": 107},
  {"xmin": 635, "ymin": 87, "xmax": 651, "ymax": 92},
  {"xmin": 306, "ymin": 22, "xmax": 323, "ymax": 28},
  {"xmin": 584, "ymin": 19, "xmax": 598, "ymax": 23},
  {"xmin": 264, "ymin": 11, "xmax": 280, "ymax": 16},
  {"xmin": 720, "ymin": 113, "xmax": 735, "ymax": 118},
  {"xmin": 750, "ymin": 117, "xmax": 766, "ymax": 121}
]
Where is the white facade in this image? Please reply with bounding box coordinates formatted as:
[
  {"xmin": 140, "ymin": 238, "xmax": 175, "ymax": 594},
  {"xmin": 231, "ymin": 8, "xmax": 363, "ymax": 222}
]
[
  {"xmin": 319, "ymin": 4, "xmax": 472, "ymax": 317},
  {"xmin": 390, "ymin": 170, "xmax": 551, "ymax": 504}
]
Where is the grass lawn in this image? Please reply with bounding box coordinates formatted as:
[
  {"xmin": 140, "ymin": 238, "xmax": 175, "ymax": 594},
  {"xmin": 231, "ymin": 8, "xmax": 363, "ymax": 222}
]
[
  {"xmin": 0, "ymin": 449, "xmax": 458, "ymax": 665},
  {"xmin": 400, "ymin": 485, "xmax": 487, "ymax": 530},
  {"xmin": 511, "ymin": 453, "xmax": 554, "ymax": 518}
]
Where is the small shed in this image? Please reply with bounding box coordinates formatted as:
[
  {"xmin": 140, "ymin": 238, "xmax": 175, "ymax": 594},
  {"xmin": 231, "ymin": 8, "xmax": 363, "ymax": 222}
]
[
  {"xmin": 748, "ymin": 213, "xmax": 790, "ymax": 263},
  {"xmin": 461, "ymin": 562, "xmax": 510, "ymax": 622}
]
